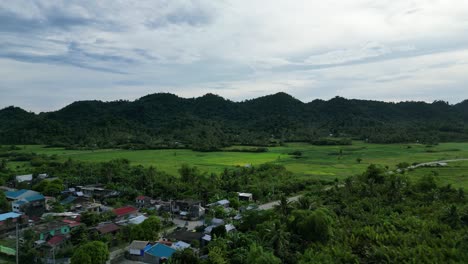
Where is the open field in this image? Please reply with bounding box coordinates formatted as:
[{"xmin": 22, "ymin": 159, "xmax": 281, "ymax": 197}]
[
  {"xmin": 5, "ymin": 142, "xmax": 468, "ymax": 187},
  {"xmin": 405, "ymin": 160, "xmax": 468, "ymax": 189}
]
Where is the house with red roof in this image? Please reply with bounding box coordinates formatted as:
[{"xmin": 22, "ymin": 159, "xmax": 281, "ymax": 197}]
[
  {"xmin": 113, "ymin": 206, "xmax": 138, "ymax": 220},
  {"xmin": 135, "ymin": 196, "xmax": 152, "ymax": 207},
  {"xmin": 62, "ymin": 219, "xmax": 81, "ymax": 228},
  {"xmin": 47, "ymin": 235, "xmax": 66, "ymax": 248}
]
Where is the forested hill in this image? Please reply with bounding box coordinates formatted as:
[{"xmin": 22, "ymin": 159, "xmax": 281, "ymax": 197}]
[{"xmin": 1, "ymin": 92, "xmax": 468, "ymax": 150}]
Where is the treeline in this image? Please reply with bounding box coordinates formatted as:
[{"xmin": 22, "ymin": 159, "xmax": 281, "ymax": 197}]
[
  {"xmin": 16, "ymin": 157, "xmax": 318, "ymax": 205},
  {"xmin": 1, "ymin": 93, "xmax": 468, "ymax": 150}
]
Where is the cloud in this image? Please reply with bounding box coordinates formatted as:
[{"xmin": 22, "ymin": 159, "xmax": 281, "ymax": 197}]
[{"xmin": 1, "ymin": 0, "xmax": 468, "ymax": 111}]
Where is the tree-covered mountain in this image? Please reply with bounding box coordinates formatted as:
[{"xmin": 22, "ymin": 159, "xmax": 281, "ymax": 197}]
[{"xmin": 1, "ymin": 93, "xmax": 467, "ymax": 150}]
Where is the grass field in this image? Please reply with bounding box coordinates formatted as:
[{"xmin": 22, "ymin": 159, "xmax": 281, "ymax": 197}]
[
  {"xmin": 6, "ymin": 142, "xmax": 468, "ymax": 188},
  {"xmin": 405, "ymin": 160, "xmax": 468, "ymax": 189}
]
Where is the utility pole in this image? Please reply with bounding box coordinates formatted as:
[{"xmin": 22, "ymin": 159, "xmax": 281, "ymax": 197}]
[{"xmin": 15, "ymin": 220, "xmax": 18, "ymax": 264}]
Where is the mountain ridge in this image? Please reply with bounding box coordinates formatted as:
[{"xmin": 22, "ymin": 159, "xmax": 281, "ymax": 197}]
[{"xmin": 1, "ymin": 92, "xmax": 467, "ymax": 149}]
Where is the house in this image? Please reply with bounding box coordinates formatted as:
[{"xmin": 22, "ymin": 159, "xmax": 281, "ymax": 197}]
[
  {"xmin": 144, "ymin": 243, "xmax": 176, "ymax": 264},
  {"xmin": 113, "ymin": 206, "xmax": 138, "ymax": 220},
  {"xmin": 211, "ymin": 218, "xmax": 225, "ymax": 227},
  {"xmin": 207, "ymin": 199, "xmax": 230, "ymax": 208},
  {"xmin": 238, "ymin": 192, "xmax": 253, "ymax": 201},
  {"xmin": 136, "ymin": 196, "xmax": 152, "ymax": 207},
  {"xmin": 172, "ymin": 241, "xmax": 190, "ymax": 250},
  {"xmin": 225, "ymin": 224, "xmax": 236, "ymax": 233},
  {"xmin": 5, "ymin": 189, "xmax": 46, "ymax": 217},
  {"xmin": 204, "ymin": 218, "xmax": 225, "ymax": 234},
  {"xmin": 15, "ymin": 174, "xmax": 33, "ymax": 183},
  {"xmin": 166, "ymin": 229, "xmax": 203, "ymax": 244},
  {"xmin": 77, "ymin": 185, "xmax": 107, "ymax": 199},
  {"xmin": 205, "ymin": 223, "xmax": 235, "ymax": 235},
  {"xmin": 62, "ymin": 219, "xmax": 81, "ymax": 228},
  {"xmin": 173, "ymin": 200, "xmax": 201, "ymax": 213},
  {"xmin": 32, "ymin": 221, "xmax": 71, "ymax": 241},
  {"xmin": 60, "ymin": 196, "xmax": 78, "ymax": 206},
  {"xmin": 0, "ymin": 212, "xmax": 25, "ymax": 230},
  {"xmin": 95, "ymin": 223, "xmax": 120, "ymax": 236},
  {"xmin": 201, "ymin": 234, "xmax": 211, "ymax": 246},
  {"xmin": 189, "ymin": 205, "xmax": 205, "ymax": 220},
  {"xmin": 128, "ymin": 215, "xmax": 148, "ymax": 225},
  {"xmin": 46, "ymin": 235, "xmax": 66, "ymax": 249},
  {"xmin": 80, "ymin": 202, "xmax": 102, "ymax": 213},
  {"xmin": 128, "ymin": 240, "xmax": 149, "ymax": 256},
  {"xmin": 75, "ymin": 185, "xmax": 119, "ymax": 200}
]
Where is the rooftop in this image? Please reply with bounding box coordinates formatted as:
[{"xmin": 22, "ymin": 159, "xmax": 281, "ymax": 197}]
[
  {"xmin": 16, "ymin": 174, "xmax": 33, "ymax": 183},
  {"xmin": 113, "ymin": 206, "xmax": 137, "ymax": 216},
  {"xmin": 96, "ymin": 223, "xmax": 120, "ymax": 234},
  {"xmin": 47, "ymin": 235, "xmax": 65, "ymax": 246},
  {"xmin": 172, "ymin": 241, "xmax": 190, "ymax": 250},
  {"xmin": 166, "ymin": 230, "xmax": 203, "ymax": 243},
  {"xmin": 32, "ymin": 221, "xmax": 69, "ymax": 233},
  {"xmin": 5, "ymin": 189, "xmax": 44, "ymax": 202},
  {"xmin": 0, "ymin": 212, "xmax": 21, "ymax": 222},
  {"xmin": 129, "ymin": 240, "xmax": 149, "ymax": 250},
  {"xmin": 145, "ymin": 243, "xmax": 176, "ymax": 258},
  {"xmin": 128, "ymin": 215, "xmax": 147, "ymax": 225},
  {"xmin": 5, "ymin": 189, "xmax": 29, "ymax": 199},
  {"xmin": 60, "ymin": 196, "xmax": 77, "ymax": 205}
]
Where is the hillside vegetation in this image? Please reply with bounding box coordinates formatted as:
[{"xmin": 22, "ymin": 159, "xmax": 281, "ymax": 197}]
[{"xmin": 1, "ymin": 93, "xmax": 468, "ymax": 150}]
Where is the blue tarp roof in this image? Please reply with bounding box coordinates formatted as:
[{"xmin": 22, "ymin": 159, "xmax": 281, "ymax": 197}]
[
  {"xmin": 145, "ymin": 243, "xmax": 176, "ymax": 258},
  {"xmin": 0, "ymin": 212, "xmax": 21, "ymax": 221}
]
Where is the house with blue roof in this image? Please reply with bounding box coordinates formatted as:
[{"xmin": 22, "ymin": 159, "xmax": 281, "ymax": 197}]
[
  {"xmin": 5, "ymin": 189, "xmax": 45, "ymax": 217},
  {"xmin": 0, "ymin": 212, "xmax": 26, "ymax": 231},
  {"xmin": 143, "ymin": 243, "xmax": 176, "ymax": 264}
]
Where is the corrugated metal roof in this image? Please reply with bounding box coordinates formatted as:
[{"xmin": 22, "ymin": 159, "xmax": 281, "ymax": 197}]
[
  {"xmin": 129, "ymin": 240, "xmax": 149, "ymax": 250},
  {"xmin": 0, "ymin": 212, "xmax": 21, "ymax": 221}
]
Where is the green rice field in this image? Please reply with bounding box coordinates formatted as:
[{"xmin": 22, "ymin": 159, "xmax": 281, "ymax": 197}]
[{"xmin": 6, "ymin": 142, "xmax": 468, "ymax": 188}]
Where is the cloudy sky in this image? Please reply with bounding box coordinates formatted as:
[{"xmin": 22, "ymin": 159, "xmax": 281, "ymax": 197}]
[{"xmin": 1, "ymin": 0, "xmax": 468, "ymax": 112}]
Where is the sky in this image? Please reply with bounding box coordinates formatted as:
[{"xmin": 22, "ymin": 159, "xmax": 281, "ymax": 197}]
[{"xmin": 1, "ymin": 0, "xmax": 468, "ymax": 112}]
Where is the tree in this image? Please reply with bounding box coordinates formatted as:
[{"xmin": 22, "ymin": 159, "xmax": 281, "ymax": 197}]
[
  {"xmin": 71, "ymin": 241, "xmax": 109, "ymax": 264},
  {"xmin": 275, "ymin": 194, "xmax": 292, "ymax": 217},
  {"xmin": 246, "ymin": 243, "xmax": 281, "ymax": 264},
  {"xmin": 43, "ymin": 179, "xmax": 64, "ymax": 196},
  {"xmin": 356, "ymin": 158, "xmax": 362, "ymax": 164},
  {"xmin": 133, "ymin": 216, "xmax": 162, "ymax": 241},
  {"xmin": 208, "ymin": 246, "xmax": 228, "ymax": 264},
  {"xmin": 262, "ymin": 220, "xmax": 291, "ymax": 260},
  {"xmin": 291, "ymin": 208, "xmax": 334, "ymax": 243},
  {"xmin": 294, "ymin": 196, "xmax": 313, "ymax": 210},
  {"xmin": 0, "ymin": 191, "xmax": 9, "ymax": 212},
  {"xmin": 211, "ymin": 225, "xmax": 227, "ymax": 238},
  {"xmin": 169, "ymin": 248, "xmax": 200, "ymax": 264},
  {"xmin": 70, "ymin": 225, "xmax": 88, "ymax": 245}
]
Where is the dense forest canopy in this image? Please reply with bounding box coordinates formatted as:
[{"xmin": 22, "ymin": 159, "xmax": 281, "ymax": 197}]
[{"xmin": 1, "ymin": 93, "xmax": 468, "ymax": 150}]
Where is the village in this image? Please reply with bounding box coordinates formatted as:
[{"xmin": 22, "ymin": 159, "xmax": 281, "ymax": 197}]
[{"xmin": 0, "ymin": 173, "xmax": 256, "ymax": 264}]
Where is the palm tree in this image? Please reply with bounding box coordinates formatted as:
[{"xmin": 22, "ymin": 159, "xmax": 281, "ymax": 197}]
[
  {"xmin": 275, "ymin": 195, "xmax": 292, "ymax": 217},
  {"xmin": 294, "ymin": 196, "xmax": 312, "ymax": 210},
  {"xmin": 268, "ymin": 221, "xmax": 291, "ymax": 260}
]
